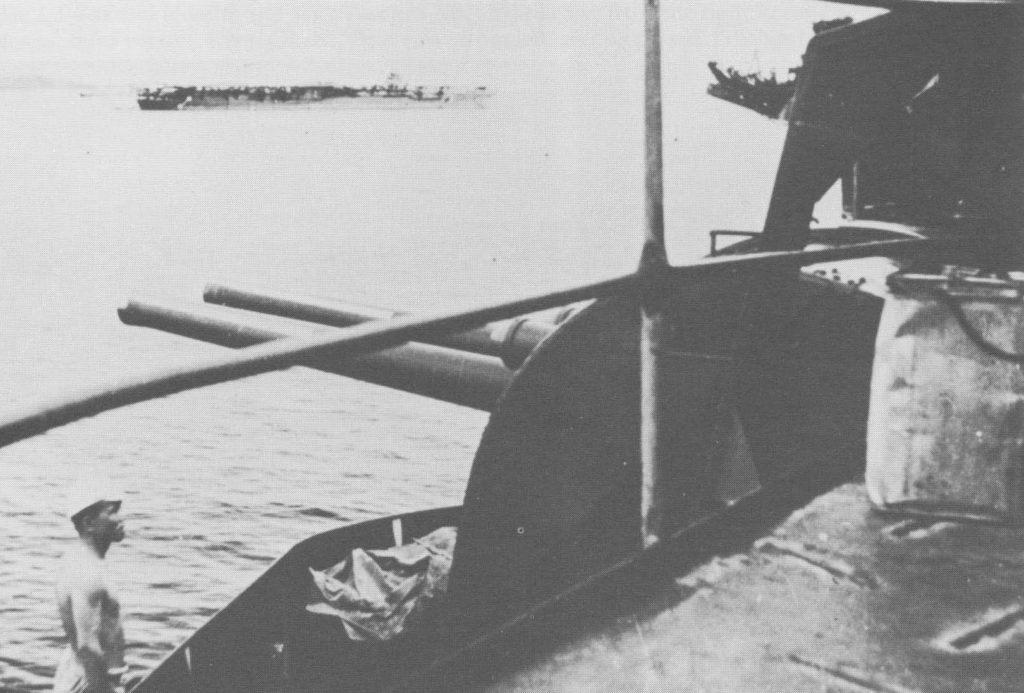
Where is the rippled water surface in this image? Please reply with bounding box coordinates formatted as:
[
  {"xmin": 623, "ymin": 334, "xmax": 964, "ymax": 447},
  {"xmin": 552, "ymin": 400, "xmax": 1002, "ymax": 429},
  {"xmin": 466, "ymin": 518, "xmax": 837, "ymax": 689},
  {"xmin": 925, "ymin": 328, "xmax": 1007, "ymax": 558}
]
[{"xmin": 0, "ymin": 74, "xmax": 788, "ymax": 689}]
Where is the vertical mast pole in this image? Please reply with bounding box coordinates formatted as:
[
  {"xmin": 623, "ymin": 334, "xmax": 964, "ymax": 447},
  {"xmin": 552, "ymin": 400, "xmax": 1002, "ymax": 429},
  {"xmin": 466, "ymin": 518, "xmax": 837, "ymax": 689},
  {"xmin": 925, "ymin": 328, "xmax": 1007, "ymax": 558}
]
[{"xmin": 640, "ymin": 0, "xmax": 669, "ymax": 547}]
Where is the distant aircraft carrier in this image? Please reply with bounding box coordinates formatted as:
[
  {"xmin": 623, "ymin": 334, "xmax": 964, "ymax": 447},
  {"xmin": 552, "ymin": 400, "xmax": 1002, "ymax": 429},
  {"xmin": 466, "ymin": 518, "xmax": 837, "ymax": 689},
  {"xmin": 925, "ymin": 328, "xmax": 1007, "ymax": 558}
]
[{"xmin": 137, "ymin": 75, "xmax": 491, "ymax": 110}]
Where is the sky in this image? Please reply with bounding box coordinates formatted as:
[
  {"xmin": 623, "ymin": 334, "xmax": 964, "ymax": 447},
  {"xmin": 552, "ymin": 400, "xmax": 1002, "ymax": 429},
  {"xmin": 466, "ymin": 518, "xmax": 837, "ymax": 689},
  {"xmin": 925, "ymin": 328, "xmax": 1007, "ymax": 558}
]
[{"xmin": 0, "ymin": 0, "xmax": 882, "ymax": 89}]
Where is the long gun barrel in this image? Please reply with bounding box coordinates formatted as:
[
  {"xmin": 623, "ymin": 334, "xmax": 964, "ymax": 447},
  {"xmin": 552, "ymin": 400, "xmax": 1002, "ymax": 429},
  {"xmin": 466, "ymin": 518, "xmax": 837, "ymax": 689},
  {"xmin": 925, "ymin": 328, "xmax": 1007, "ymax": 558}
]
[
  {"xmin": 119, "ymin": 300, "xmax": 512, "ymax": 411},
  {"xmin": 203, "ymin": 283, "xmax": 560, "ymax": 369}
]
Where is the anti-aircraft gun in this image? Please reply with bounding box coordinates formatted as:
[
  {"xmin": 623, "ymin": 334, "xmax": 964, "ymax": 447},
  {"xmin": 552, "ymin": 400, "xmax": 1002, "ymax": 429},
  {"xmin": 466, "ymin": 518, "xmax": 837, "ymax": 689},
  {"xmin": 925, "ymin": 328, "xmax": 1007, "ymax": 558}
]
[{"xmin": 3, "ymin": 1, "xmax": 1023, "ymax": 691}]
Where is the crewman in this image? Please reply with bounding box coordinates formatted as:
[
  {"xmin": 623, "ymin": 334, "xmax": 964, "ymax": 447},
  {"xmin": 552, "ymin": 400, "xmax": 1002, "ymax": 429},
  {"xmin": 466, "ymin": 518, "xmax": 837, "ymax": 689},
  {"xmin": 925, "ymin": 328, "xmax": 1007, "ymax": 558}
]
[{"xmin": 53, "ymin": 485, "xmax": 130, "ymax": 693}]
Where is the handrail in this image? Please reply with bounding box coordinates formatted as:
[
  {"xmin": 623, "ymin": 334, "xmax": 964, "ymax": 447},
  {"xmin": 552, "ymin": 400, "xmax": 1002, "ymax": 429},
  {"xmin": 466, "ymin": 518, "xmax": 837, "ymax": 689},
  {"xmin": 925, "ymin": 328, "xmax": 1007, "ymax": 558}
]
[
  {"xmin": 661, "ymin": 237, "xmax": 944, "ymax": 281},
  {"xmin": 0, "ymin": 273, "xmax": 637, "ymax": 450},
  {"xmin": 0, "ymin": 237, "xmax": 942, "ymax": 452},
  {"xmin": 201, "ymin": 282, "xmax": 555, "ymax": 360},
  {"xmin": 709, "ymin": 230, "xmax": 760, "ymax": 256},
  {"xmin": 119, "ymin": 300, "xmax": 513, "ymax": 411}
]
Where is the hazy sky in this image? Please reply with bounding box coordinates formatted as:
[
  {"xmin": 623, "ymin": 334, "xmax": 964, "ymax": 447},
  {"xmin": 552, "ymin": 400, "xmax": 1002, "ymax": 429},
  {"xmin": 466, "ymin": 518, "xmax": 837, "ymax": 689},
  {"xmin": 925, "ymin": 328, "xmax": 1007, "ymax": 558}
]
[{"xmin": 0, "ymin": 0, "xmax": 881, "ymax": 88}]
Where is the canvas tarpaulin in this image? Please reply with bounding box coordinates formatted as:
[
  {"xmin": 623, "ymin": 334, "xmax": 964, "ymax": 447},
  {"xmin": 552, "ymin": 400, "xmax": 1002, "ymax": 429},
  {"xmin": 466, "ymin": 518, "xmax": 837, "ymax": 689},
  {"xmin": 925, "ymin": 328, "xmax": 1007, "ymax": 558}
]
[{"xmin": 306, "ymin": 526, "xmax": 456, "ymax": 641}]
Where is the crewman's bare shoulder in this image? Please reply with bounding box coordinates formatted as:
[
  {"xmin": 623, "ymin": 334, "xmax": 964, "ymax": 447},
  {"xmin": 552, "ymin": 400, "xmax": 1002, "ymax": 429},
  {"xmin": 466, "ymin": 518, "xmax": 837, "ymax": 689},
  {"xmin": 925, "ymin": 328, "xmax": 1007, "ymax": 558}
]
[{"xmin": 56, "ymin": 544, "xmax": 107, "ymax": 597}]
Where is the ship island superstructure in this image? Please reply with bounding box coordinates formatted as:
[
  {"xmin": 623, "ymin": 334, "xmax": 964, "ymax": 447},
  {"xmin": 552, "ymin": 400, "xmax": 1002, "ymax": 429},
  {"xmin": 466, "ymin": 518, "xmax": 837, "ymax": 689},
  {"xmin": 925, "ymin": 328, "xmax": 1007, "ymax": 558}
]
[{"xmin": 137, "ymin": 75, "xmax": 491, "ymax": 111}]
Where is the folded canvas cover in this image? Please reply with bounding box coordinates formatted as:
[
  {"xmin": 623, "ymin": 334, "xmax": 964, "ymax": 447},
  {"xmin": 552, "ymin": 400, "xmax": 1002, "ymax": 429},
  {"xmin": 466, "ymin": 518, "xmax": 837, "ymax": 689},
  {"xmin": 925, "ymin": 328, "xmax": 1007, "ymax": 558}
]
[{"xmin": 307, "ymin": 526, "xmax": 456, "ymax": 641}]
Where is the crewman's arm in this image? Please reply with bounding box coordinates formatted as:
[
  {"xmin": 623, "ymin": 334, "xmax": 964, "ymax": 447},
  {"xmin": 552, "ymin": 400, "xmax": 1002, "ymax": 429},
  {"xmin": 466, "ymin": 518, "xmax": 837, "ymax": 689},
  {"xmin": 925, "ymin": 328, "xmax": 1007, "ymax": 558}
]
[{"xmin": 71, "ymin": 579, "xmax": 118, "ymax": 693}]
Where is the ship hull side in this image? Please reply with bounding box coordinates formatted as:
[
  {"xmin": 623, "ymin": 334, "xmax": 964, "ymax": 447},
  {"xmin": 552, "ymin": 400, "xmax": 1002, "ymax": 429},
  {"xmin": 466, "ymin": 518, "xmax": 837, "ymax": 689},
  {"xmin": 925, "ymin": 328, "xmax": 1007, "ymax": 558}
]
[
  {"xmin": 178, "ymin": 94, "xmax": 491, "ymax": 110},
  {"xmin": 137, "ymin": 100, "xmax": 182, "ymax": 111}
]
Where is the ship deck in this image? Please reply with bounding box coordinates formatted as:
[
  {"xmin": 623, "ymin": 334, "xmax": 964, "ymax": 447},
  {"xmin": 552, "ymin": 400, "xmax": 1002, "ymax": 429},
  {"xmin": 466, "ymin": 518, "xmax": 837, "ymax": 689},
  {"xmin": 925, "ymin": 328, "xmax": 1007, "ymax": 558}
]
[{"xmin": 478, "ymin": 482, "xmax": 1024, "ymax": 692}]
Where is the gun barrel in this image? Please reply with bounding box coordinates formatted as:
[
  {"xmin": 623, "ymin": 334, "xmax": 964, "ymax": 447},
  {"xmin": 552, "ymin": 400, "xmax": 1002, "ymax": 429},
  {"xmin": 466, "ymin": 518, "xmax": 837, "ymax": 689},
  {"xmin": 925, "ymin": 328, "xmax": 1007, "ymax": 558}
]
[
  {"xmin": 203, "ymin": 283, "xmax": 557, "ymax": 368},
  {"xmin": 119, "ymin": 300, "xmax": 511, "ymax": 411}
]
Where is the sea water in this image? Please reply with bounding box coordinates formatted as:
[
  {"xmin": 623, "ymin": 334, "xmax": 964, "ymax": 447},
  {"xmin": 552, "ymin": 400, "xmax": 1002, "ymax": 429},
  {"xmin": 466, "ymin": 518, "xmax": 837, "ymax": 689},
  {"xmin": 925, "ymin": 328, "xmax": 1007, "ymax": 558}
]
[{"xmin": 0, "ymin": 79, "xmax": 788, "ymax": 689}]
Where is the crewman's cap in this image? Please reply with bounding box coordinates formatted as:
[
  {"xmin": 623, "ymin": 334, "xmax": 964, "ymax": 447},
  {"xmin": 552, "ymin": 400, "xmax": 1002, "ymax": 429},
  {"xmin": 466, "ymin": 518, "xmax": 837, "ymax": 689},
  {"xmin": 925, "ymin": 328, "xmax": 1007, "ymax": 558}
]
[{"xmin": 65, "ymin": 477, "xmax": 123, "ymax": 522}]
